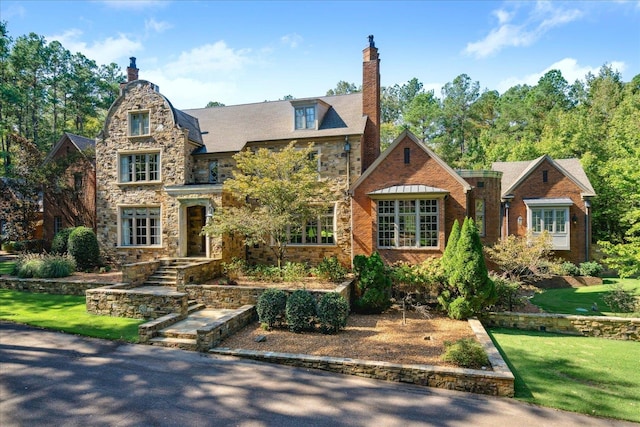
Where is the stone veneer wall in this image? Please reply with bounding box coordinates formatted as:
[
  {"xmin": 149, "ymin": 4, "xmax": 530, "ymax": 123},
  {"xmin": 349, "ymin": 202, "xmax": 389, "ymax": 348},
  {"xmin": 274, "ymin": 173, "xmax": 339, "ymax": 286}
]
[
  {"xmin": 483, "ymin": 312, "xmax": 639, "ymax": 341},
  {"xmin": 122, "ymin": 260, "xmax": 161, "ymax": 285},
  {"xmin": 175, "ymin": 259, "xmax": 221, "ymax": 289},
  {"xmin": 186, "ymin": 280, "xmax": 353, "ymax": 309},
  {"xmin": 196, "ymin": 305, "xmax": 255, "ymax": 351},
  {"xmin": 86, "ymin": 283, "xmax": 188, "ymax": 319},
  {"xmin": 0, "ymin": 277, "xmax": 116, "ymax": 296}
]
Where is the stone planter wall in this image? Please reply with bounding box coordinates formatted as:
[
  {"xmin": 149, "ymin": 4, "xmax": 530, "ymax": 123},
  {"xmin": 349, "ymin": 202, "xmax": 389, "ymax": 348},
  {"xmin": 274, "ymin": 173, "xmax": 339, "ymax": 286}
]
[
  {"xmin": 483, "ymin": 312, "xmax": 639, "ymax": 341},
  {"xmin": 139, "ymin": 312, "xmax": 185, "ymax": 343},
  {"xmin": 175, "ymin": 260, "xmax": 221, "ymax": 290},
  {"xmin": 86, "ymin": 284, "xmax": 188, "ymax": 319},
  {"xmin": 0, "ymin": 276, "xmax": 128, "ymax": 295},
  {"xmin": 122, "ymin": 260, "xmax": 161, "ymax": 285},
  {"xmin": 185, "ymin": 279, "xmax": 353, "ymax": 309},
  {"xmin": 196, "ymin": 305, "xmax": 255, "ymax": 351}
]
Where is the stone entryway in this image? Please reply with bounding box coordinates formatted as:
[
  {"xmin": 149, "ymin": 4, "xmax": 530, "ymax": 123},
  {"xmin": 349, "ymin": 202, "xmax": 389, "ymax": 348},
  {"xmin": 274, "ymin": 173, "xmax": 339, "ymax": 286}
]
[{"xmin": 186, "ymin": 205, "xmax": 206, "ymax": 257}]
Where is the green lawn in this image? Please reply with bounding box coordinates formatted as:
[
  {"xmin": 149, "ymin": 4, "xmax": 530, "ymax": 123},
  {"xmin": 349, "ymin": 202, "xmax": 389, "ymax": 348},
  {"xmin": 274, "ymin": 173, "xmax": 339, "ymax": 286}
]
[
  {"xmin": 0, "ymin": 289, "xmax": 142, "ymax": 342},
  {"xmin": 488, "ymin": 328, "xmax": 640, "ymax": 423},
  {"xmin": 0, "ymin": 260, "xmax": 15, "ymax": 275},
  {"xmin": 530, "ymin": 278, "xmax": 640, "ymax": 317}
]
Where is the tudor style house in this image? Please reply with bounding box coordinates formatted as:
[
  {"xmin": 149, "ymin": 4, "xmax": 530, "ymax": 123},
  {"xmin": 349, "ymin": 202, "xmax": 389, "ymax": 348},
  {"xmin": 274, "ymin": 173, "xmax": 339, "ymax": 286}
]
[
  {"xmin": 42, "ymin": 132, "xmax": 96, "ymax": 246},
  {"xmin": 95, "ymin": 37, "xmax": 595, "ymax": 267}
]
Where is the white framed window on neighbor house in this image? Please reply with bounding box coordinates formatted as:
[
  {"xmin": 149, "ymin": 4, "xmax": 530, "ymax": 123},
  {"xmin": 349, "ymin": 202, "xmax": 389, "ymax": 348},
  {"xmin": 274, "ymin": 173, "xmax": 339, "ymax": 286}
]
[
  {"xmin": 287, "ymin": 205, "xmax": 335, "ymax": 245},
  {"xmin": 294, "ymin": 105, "xmax": 316, "ymax": 130},
  {"xmin": 119, "ymin": 206, "xmax": 161, "ymax": 247},
  {"xmin": 129, "ymin": 111, "xmax": 150, "ymax": 136},
  {"xmin": 524, "ymin": 198, "xmax": 571, "ymax": 250},
  {"xmin": 118, "ymin": 151, "xmax": 160, "ymax": 183},
  {"xmin": 377, "ymin": 199, "xmax": 439, "ymax": 249}
]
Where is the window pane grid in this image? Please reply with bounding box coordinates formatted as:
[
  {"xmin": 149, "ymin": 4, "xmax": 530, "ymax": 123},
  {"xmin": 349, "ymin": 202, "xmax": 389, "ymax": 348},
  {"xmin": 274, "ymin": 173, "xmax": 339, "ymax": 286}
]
[
  {"xmin": 121, "ymin": 207, "xmax": 160, "ymax": 246},
  {"xmin": 119, "ymin": 153, "xmax": 159, "ymax": 183},
  {"xmin": 378, "ymin": 199, "xmax": 439, "ymax": 248},
  {"xmin": 288, "ymin": 206, "xmax": 334, "ymax": 245}
]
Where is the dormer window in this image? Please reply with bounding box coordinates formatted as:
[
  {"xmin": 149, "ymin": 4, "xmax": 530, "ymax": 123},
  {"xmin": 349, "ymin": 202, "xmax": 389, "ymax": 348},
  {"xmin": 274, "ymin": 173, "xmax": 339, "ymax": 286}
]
[
  {"xmin": 129, "ymin": 111, "xmax": 150, "ymax": 136},
  {"xmin": 295, "ymin": 106, "xmax": 316, "ymax": 129}
]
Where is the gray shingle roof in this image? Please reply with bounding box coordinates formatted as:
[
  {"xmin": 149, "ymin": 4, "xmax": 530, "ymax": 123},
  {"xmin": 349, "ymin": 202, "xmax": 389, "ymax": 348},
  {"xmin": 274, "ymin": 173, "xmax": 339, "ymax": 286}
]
[
  {"xmin": 184, "ymin": 93, "xmax": 366, "ymax": 154},
  {"xmin": 492, "ymin": 155, "xmax": 596, "ymax": 197},
  {"xmin": 66, "ymin": 132, "xmax": 95, "ymax": 151}
]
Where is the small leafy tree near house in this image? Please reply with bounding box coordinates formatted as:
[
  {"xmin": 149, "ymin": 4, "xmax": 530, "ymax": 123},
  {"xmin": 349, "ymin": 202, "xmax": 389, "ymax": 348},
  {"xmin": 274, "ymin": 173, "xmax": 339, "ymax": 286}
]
[
  {"xmin": 484, "ymin": 231, "xmax": 556, "ymax": 282},
  {"xmin": 440, "ymin": 217, "xmax": 496, "ymax": 319},
  {"xmin": 202, "ymin": 142, "xmax": 333, "ymax": 269}
]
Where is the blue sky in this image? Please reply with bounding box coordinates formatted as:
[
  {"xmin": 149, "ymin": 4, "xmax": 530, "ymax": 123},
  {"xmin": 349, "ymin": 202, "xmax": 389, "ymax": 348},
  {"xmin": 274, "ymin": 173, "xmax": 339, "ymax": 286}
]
[{"xmin": 2, "ymin": 0, "xmax": 639, "ymax": 110}]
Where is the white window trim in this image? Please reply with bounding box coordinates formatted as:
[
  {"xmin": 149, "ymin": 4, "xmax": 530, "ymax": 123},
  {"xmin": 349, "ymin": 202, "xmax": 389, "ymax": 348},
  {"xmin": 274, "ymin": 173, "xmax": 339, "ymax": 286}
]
[
  {"xmin": 117, "ymin": 150, "xmax": 162, "ymax": 184},
  {"xmin": 128, "ymin": 110, "xmax": 150, "ymax": 137},
  {"xmin": 376, "ymin": 198, "xmax": 441, "ymax": 250},
  {"xmin": 117, "ymin": 204, "xmax": 162, "ymax": 248},
  {"xmin": 524, "ymin": 199, "xmax": 572, "ymax": 250}
]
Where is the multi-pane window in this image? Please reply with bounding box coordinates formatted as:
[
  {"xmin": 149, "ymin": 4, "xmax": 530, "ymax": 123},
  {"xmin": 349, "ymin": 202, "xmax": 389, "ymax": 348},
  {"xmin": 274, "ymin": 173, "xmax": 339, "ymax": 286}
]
[
  {"xmin": 121, "ymin": 207, "xmax": 160, "ymax": 246},
  {"xmin": 119, "ymin": 152, "xmax": 159, "ymax": 183},
  {"xmin": 53, "ymin": 216, "xmax": 63, "ymax": 235},
  {"xmin": 531, "ymin": 208, "xmax": 568, "ymax": 234},
  {"xmin": 378, "ymin": 199, "xmax": 439, "ymax": 248},
  {"xmin": 129, "ymin": 112, "xmax": 150, "ymax": 136},
  {"xmin": 295, "ymin": 106, "xmax": 316, "ymax": 129},
  {"xmin": 209, "ymin": 160, "xmax": 218, "ymax": 184},
  {"xmin": 288, "ymin": 206, "xmax": 334, "ymax": 245},
  {"xmin": 475, "ymin": 199, "xmax": 485, "ymax": 237}
]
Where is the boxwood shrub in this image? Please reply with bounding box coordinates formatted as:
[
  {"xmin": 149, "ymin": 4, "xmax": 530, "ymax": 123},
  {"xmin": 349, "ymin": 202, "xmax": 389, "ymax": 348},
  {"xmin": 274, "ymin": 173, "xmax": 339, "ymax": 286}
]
[
  {"xmin": 317, "ymin": 292, "xmax": 349, "ymax": 334},
  {"xmin": 442, "ymin": 338, "xmax": 489, "ymax": 369},
  {"xmin": 51, "ymin": 227, "xmax": 76, "ymax": 254},
  {"xmin": 256, "ymin": 288, "xmax": 287, "ymax": 329},
  {"xmin": 68, "ymin": 226, "xmax": 100, "ymax": 271},
  {"xmin": 286, "ymin": 289, "xmax": 317, "ymax": 333}
]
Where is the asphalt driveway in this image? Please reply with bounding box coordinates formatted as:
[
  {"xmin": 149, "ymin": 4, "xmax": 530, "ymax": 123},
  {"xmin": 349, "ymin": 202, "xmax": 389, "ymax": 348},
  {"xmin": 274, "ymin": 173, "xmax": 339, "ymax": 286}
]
[{"xmin": 0, "ymin": 322, "xmax": 634, "ymax": 426}]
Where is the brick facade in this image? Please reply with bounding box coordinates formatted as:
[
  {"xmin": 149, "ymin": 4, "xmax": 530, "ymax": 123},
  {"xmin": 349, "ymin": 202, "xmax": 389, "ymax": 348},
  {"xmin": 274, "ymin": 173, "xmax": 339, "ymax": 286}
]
[{"xmin": 503, "ymin": 158, "xmax": 591, "ymax": 264}]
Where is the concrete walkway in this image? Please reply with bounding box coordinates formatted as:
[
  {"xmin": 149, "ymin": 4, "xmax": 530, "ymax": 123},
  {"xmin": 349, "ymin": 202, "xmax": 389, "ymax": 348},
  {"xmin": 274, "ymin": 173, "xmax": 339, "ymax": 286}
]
[{"xmin": 1, "ymin": 322, "xmax": 635, "ymax": 427}]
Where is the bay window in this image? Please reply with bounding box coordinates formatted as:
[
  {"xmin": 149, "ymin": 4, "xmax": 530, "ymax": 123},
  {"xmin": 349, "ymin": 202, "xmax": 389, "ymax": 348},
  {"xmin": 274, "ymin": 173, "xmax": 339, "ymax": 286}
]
[{"xmin": 377, "ymin": 199, "xmax": 439, "ymax": 249}]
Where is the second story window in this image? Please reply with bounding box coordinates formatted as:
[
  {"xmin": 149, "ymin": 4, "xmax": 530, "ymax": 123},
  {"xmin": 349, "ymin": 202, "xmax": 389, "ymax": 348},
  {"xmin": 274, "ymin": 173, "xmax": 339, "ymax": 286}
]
[
  {"xmin": 119, "ymin": 152, "xmax": 159, "ymax": 183},
  {"xmin": 209, "ymin": 160, "xmax": 218, "ymax": 184},
  {"xmin": 129, "ymin": 111, "xmax": 150, "ymax": 136},
  {"xmin": 295, "ymin": 106, "xmax": 316, "ymax": 129}
]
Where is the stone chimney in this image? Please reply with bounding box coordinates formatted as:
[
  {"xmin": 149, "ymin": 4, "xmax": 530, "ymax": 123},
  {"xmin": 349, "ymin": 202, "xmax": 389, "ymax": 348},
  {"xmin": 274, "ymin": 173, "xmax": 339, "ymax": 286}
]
[
  {"xmin": 127, "ymin": 57, "xmax": 139, "ymax": 82},
  {"xmin": 361, "ymin": 35, "xmax": 381, "ymax": 172}
]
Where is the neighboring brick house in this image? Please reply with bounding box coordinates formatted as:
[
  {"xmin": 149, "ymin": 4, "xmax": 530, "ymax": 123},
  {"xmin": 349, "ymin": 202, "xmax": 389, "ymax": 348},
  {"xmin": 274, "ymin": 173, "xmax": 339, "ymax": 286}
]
[
  {"xmin": 0, "ymin": 177, "xmax": 42, "ymax": 243},
  {"xmin": 493, "ymin": 155, "xmax": 596, "ymax": 264},
  {"xmin": 94, "ymin": 37, "xmax": 595, "ymax": 267},
  {"xmin": 42, "ymin": 132, "xmax": 97, "ymax": 246}
]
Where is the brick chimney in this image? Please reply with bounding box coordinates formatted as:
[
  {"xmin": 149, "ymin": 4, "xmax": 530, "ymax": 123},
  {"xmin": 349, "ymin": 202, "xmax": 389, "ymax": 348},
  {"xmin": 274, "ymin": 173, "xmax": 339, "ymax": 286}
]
[
  {"xmin": 127, "ymin": 57, "xmax": 139, "ymax": 82},
  {"xmin": 361, "ymin": 35, "xmax": 381, "ymax": 171}
]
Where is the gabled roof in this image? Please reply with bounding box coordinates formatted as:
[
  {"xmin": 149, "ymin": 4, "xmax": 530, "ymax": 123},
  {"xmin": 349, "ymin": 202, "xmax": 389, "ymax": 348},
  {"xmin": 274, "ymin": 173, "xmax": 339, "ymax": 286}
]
[
  {"xmin": 44, "ymin": 132, "xmax": 96, "ymax": 164},
  {"xmin": 184, "ymin": 93, "xmax": 366, "ymax": 154},
  {"xmin": 492, "ymin": 155, "xmax": 596, "ymax": 198},
  {"xmin": 351, "ymin": 130, "xmax": 472, "ymax": 193}
]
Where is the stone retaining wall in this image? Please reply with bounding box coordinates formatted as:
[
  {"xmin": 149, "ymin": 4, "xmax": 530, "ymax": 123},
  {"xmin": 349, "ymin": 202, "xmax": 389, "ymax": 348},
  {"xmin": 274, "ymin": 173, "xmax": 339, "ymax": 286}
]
[
  {"xmin": 86, "ymin": 284, "xmax": 188, "ymax": 319},
  {"xmin": 0, "ymin": 277, "xmax": 125, "ymax": 296},
  {"xmin": 122, "ymin": 260, "xmax": 161, "ymax": 285},
  {"xmin": 176, "ymin": 260, "xmax": 221, "ymax": 289},
  {"xmin": 483, "ymin": 312, "xmax": 639, "ymax": 341},
  {"xmin": 185, "ymin": 280, "xmax": 353, "ymax": 309},
  {"xmin": 196, "ymin": 305, "xmax": 255, "ymax": 351}
]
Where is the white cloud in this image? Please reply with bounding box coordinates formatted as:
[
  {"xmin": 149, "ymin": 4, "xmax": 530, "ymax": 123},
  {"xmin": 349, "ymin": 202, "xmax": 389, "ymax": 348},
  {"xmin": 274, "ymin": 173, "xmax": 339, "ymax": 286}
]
[
  {"xmin": 140, "ymin": 72, "xmax": 237, "ymax": 109},
  {"xmin": 47, "ymin": 29, "xmax": 143, "ymax": 65},
  {"xmin": 496, "ymin": 58, "xmax": 627, "ymax": 93},
  {"xmin": 464, "ymin": 1, "xmax": 584, "ymax": 58},
  {"xmin": 145, "ymin": 18, "xmax": 172, "ymax": 33},
  {"xmin": 99, "ymin": 0, "xmax": 168, "ymax": 10},
  {"xmin": 280, "ymin": 33, "xmax": 303, "ymax": 48},
  {"xmin": 159, "ymin": 41, "xmax": 253, "ymax": 78}
]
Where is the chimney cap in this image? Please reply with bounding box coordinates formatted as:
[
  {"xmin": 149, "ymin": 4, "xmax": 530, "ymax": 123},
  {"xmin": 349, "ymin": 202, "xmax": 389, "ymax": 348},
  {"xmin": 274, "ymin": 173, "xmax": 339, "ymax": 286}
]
[
  {"xmin": 129, "ymin": 57, "xmax": 137, "ymax": 69},
  {"xmin": 368, "ymin": 35, "xmax": 375, "ymax": 48}
]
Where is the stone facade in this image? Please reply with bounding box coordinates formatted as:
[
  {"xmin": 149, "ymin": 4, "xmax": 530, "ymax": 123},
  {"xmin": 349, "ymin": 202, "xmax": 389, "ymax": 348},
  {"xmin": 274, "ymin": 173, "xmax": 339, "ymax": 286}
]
[
  {"xmin": 86, "ymin": 283, "xmax": 188, "ymax": 319},
  {"xmin": 0, "ymin": 276, "xmax": 114, "ymax": 296},
  {"xmin": 483, "ymin": 312, "xmax": 640, "ymax": 341}
]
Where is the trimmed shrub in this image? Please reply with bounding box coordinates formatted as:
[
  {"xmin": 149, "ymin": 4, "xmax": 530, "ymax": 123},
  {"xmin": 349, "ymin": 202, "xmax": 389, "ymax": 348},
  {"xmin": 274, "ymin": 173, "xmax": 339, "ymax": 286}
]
[
  {"xmin": 12, "ymin": 239, "xmax": 45, "ymax": 253},
  {"xmin": 314, "ymin": 256, "xmax": 348, "ymax": 283},
  {"xmin": 51, "ymin": 227, "xmax": 76, "ymax": 254},
  {"xmin": 559, "ymin": 261, "xmax": 580, "ymax": 276},
  {"xmin": 447, "ymin": 297, "xmax": 474, "ymax": 320},
  {"xmin": 68, "ymin": 226, "xmax": 100, "ymax": 271},
  {"xmin": 256, "ymin": 289, "xmax": 287, "ymax": 329},
  {"xmin": 286, "ymin": 289, "xmax": 317, "ymax": 333},
  {"xmin": 317, "ymin": 292, "xmax": 349, "ymax": 334},
  {"xmin": 579, "ymin": 261, "xmax": 603, "ymax": 277},
  {"xmin": 603, "ymin": 285, "xmax": 639, "ymax": 313},
  {"xmin": 12, "ymin": 253, "xmax": 76, "ymax": 278},
  {"xmin": 353, "ymin": 252, "xmax": 392, "ymax": 314},
  {"xmin": 489, "ymin": 273, "xmax": 524, "ymax": 312},
  {"xmin": 1, "ymin": 241, "xmax": 16, "ymax": 252},
  {"xmin": 442, "ymin": 338, "xmax": 489, "ymax": 369}
]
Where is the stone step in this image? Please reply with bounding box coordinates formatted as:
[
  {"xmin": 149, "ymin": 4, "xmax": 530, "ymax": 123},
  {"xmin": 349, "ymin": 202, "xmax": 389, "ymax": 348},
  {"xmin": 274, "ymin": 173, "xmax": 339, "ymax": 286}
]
[
  {"xmin": 144, "ymin": 280, "xmax": 177, "ymax": 287},
  {"xmin": 188, "ymin": 303, "xmax": 206, "ymax": 314},
  {"xmin": 149, "ymin": 336, "xmax": 197, "ymax": 351},
  {"xmin": 158, "ymin": 328, "xmax": 197, "ymax": 339},
  {"xmin": 148, "ymin": 274, "xmax": 177, "ymax": 281}
]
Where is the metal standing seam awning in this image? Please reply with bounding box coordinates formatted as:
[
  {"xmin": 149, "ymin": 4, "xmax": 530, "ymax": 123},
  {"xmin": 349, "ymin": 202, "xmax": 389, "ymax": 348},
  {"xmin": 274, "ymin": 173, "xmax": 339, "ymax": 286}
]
[{"xmin": 367, "ymin": 184, "xmax": 449, "ymax": 197}]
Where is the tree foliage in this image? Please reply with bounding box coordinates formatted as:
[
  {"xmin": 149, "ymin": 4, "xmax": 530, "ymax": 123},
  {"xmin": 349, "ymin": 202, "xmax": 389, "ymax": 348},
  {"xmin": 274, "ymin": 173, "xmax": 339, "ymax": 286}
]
[{"xmin": 201, "ymin": 142, "xmax": 333, "ymax": 268}]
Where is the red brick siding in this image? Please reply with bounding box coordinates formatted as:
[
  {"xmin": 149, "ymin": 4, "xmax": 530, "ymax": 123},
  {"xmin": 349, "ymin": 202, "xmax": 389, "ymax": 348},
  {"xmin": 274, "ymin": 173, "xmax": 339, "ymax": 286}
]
[
  {"xmin": 361, "ymin": 45, "xmax": 380, "ymax": 172},
  {"xmin": 352, "ymin": 135, "xmax": 469, "ymax": 265},
  {"xmin": 464, "ymin": 176, "xmax": 501, "ymax": 246},
  {"xmin": 506, "ymin": 158, "xmax": 590, "ymax": 264}
]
